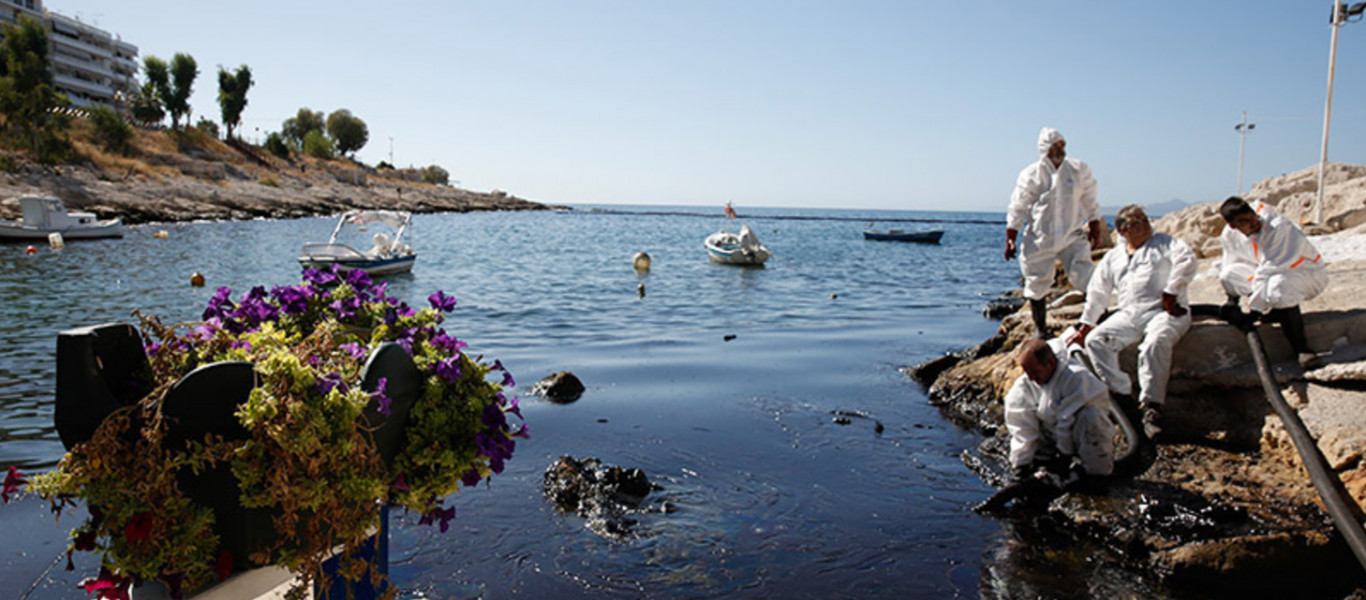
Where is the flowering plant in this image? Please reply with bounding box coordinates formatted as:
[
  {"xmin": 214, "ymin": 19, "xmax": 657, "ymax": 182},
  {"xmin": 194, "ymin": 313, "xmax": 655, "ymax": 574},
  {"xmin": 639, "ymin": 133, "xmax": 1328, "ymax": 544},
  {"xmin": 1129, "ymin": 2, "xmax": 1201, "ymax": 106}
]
[{"xmin": 17, "ymin": 267, "xmax": 526, "ymax": 598}]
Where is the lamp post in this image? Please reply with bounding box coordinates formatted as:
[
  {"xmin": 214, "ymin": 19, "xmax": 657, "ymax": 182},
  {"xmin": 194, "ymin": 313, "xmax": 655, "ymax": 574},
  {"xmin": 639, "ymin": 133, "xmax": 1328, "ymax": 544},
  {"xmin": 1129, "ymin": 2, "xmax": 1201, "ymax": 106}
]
[
  {"xmin": 1316, "ymin": 1, "xmax": 1366, "ymax": 224},
  {"xmin": 1235, "ymin": 111, "xmax": 1255, "ymax": 195}
]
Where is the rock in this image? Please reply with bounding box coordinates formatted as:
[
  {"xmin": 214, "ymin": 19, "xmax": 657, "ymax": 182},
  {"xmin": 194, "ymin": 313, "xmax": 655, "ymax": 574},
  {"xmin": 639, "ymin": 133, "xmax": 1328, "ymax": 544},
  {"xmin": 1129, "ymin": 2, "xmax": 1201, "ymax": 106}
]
[
  {"xmin": 543, "ymin": 455, "xmax": 656, "ymax": 540},
  {"xmin": 530, "ymin": 371, "xmax": 585, "ymax": 403},
  {"xmin": 904, "ymin": 352, "xmax": 961, "ymax": 387}
]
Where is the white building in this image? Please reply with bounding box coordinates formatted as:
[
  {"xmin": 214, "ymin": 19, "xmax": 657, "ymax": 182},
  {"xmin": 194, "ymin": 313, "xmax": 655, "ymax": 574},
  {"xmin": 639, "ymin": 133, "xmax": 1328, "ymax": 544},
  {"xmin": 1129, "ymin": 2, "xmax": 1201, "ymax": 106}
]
[{"xmin": 0, "ymin": 0, "xmax": 139, "ymax": 109}]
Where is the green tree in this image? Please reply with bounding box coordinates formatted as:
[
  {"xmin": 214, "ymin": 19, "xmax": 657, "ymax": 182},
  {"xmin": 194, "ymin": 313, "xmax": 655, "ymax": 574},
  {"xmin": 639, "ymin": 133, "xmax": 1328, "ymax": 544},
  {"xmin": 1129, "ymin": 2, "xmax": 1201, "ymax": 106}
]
[
  {"xmin": 128, "ymin": 81, "xmax": 163, "ymax": 124},
  {"xmin": 194, "ymin": 117, "xmax": 219, "ymax": 139},
  {"xmin": 0, "ymin": 16, "xmax": 72, "ymax": 163},
  {"xmin": 281, "ymin": 108, "xmax": 324, "ymax": 146},
  {"xmin": 166, "ymin": 53, "xmax": 198, "ymax": 130},
  {"xmin": 302, "ymin": 128, "xmax": 334, "ymax": 159},
  {"xmin": 264, "ymin": 132, "xmax": 290, "ymax": 158},
  {"xmin": 216, "ymin": 64, "xmax": 252, "ymax": 139},
  {"xmin": 89, "ymin": 105, "xmax": 133, "ymax": 153},
  {"xmin": 422, "ymin": 164, "xmax": 450, "ymax": 185},
  {"xmin": 141, "ymin": 55, "xmax": 169, "ymax": 125},
  {"xmin": 325, "ymin": 109, "xmax": 368, "ymax": 158}
]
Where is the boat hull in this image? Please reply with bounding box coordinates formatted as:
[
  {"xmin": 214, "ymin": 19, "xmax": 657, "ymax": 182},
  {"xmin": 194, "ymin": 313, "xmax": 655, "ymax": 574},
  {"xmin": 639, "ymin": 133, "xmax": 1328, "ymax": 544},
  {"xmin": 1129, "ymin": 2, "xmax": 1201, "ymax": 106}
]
[
  {"xmin": 0, "ymin": 221, "xmax": 124, "ymax": 240},
  {"xmin": 705, "ymin": 237, "xmax": 770, "ymax": 265},
  {"xmin": 862, "ymin": 230, "xmax": 943, "ymax": 243},
  {"xmin": 298, "ymin": 254, "xmax": 416, "ymax": 276}
]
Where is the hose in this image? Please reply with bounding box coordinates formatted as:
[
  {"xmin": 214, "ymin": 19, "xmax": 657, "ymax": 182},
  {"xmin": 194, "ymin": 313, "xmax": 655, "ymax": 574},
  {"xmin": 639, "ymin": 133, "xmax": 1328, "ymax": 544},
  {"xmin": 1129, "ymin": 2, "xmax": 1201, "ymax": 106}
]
[{"xmin": 1243, "ymin": 326, "xmax": 1366, "ymax": 571}]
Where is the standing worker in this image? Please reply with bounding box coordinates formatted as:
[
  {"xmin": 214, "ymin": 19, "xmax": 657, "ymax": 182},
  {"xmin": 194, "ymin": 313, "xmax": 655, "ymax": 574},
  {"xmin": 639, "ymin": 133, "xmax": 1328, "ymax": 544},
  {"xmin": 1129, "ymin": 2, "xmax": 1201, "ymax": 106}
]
[
  {"xmin": 1006, "ymin": 127, "xmax": 1104, "ymax": 337},
  {"xmin": 1067, "ymin": 205, "xmax": 1197, "ymax": 439}
]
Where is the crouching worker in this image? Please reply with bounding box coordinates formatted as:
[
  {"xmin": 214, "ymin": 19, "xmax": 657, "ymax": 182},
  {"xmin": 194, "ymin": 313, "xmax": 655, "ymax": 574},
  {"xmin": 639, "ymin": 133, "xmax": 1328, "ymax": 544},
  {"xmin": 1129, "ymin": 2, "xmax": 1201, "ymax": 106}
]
[
  {"xmin": 1068, "ymin": 205, "xmax": 1196, "ymax": 439},
  {"xmin": 1218, "ymin": 196, "xmax": 1329, "ymax": 367},
  {"xmin": 1005, "ymin": 339, "xmax": 1115, "ymax": 488}
]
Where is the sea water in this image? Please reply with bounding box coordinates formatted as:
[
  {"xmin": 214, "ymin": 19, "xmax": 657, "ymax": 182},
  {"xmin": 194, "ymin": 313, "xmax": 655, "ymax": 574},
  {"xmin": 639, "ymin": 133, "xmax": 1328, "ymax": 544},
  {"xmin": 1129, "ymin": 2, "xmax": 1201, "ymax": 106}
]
[{"xmin": 0, "ymin": 205, "xmax": 1159, "ymax": 599}]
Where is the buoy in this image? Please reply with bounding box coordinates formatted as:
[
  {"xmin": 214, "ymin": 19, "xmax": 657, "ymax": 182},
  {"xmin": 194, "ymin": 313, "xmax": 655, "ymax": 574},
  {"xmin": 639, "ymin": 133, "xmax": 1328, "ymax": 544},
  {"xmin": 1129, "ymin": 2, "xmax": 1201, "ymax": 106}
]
[
  {"xmin": 190, "ymin": 271, "xmax": 205, "ymax": 287},
  {"xmin": 48, "ymin": 232, "xmax": 64, "ymax": 250},
  {"xmin": 632, "ymin": 252, "xmax": 651, "ymax": 271},
  {"xmin": 153, "ymin": 230, "xmax": 169, "ymax": 239},
  {"xmin": 637, "ymin": 282, "xmax": 645, "ymax": 298},
  {"xmin": 24, "ymin": 245, "xmax": 36, "ymax": 255}
]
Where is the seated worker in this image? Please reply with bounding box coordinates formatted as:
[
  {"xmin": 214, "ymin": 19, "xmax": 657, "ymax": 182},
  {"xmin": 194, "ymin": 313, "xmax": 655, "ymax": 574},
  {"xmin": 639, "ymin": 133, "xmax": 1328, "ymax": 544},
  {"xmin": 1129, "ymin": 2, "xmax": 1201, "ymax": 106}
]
[
  {"xmin": 1004, "ymin": 338, "xmax": 1115, "ymax": 487},
  {"xmin": 1219, "ymin": 196, "xmax": 1329, "ymax": 367},
  {"xmin": 1067, "ymin": 205, "xmax": 1196, "ymax": 439}
]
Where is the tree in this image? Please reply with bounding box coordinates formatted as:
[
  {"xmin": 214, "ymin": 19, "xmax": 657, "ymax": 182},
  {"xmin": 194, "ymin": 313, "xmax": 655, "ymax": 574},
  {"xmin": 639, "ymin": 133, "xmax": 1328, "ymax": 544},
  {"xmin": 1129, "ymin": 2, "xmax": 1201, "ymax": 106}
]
[
  {"xmin": 264, "ymin": 132, "xmax": 290, "ymax": 158},
  {"xmin": 194, "ymin": 117, "xmax": 219, "ymax": 139},
  {"xmin": 302, "ymin": 128, "xmax": 334, "ymax": 159},
  {"xmin": 166, "ymin": 53, "xmax": 197, "ymax": 130},
  {"xmin": 0, "ymin": 15, "xmax": 72, "ymax": 162},
  {"xmin": 128, "ymin": 81, "xmax": 163, "ymax": 124},
  {"xmin": 422, "ymin": 164, "xmax": 450, "ymax": 186},
  {"xmin": 142, "ymin": 56, "xmax": 169, "ymax": 125},
  {"xmin": 216, "ymin": 64, "xmax": 252, "ymax": 139},
  {"xmin": 281, "ymin": 108, "xmax": 324, "ymax": 146},
  {"xmin": 325, "ymin": 109, "xmax": 368, "ymax": 158},
  {"xmin": 89, "ymin": 105, "xmax": 132, "ymax": 153}
]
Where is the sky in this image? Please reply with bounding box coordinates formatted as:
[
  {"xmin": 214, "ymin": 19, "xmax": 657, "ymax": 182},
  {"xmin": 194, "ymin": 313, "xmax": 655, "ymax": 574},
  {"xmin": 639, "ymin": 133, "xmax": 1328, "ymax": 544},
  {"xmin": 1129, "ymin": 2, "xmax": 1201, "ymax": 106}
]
[{"xmin": 43, "ymin": 1, "xmax": 1366, "ymax": 212}]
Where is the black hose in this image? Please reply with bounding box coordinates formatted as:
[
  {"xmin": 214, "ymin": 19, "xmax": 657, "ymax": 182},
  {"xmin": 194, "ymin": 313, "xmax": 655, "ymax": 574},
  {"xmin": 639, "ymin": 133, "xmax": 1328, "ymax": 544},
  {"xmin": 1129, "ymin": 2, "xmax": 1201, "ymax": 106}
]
[{"xmin": 1244, "ymin": 327, "xmax": 1366, "ymax": 570}]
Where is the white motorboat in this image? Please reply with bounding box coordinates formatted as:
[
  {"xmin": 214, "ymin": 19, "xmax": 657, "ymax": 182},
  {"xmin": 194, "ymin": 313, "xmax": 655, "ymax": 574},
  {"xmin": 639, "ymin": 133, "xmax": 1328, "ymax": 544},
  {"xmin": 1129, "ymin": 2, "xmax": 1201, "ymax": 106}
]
[
  {"xmin": 705, "ymin": 224, "xmax": 770, "ymax": 265},
  {"xmin": 0, "ymin": 196, "xmax": 123, "ymax": 240},
  {"xmin": 298, "ymin": 210, "xmax": 416, "ymax": 276}
]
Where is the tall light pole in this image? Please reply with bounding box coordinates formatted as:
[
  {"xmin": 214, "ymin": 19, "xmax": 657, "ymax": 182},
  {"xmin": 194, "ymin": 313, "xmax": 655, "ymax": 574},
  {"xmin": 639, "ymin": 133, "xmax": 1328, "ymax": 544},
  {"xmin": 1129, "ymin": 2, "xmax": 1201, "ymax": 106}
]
[
  {"xmin": 1235, "ymin": 111, "xmax": 1255, "ymax": 195},
  {"xmin": 1316, "ymin": 1, "xmax": 1366, "ymax": 224}
]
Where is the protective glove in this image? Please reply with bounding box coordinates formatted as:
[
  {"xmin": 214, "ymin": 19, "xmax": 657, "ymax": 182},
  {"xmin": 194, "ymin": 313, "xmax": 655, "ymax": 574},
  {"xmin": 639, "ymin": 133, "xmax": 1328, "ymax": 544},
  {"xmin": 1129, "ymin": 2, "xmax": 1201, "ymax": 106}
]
[
  {"xmin": 1004, "ymin": 228, "xmax": 1018, "ymax": 261},
  {"xmin": 1161, "ymin": 292, "xmax": 1188, "ymax": 317},
  {"xmin": 1087, "ymin": 220, "xmax": 1104, "ymax": 250},
  {"xmin": 1066, "ymin": 323, "xmax": 1093, "ymax": 348}
]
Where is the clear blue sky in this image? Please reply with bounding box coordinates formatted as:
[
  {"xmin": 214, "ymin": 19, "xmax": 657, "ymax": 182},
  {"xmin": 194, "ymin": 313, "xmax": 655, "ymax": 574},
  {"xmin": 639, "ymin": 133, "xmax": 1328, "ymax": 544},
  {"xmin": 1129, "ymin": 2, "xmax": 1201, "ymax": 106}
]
[{"xmin": 47, "ymin": 1, "xmax": 1366, "ymax": 211}]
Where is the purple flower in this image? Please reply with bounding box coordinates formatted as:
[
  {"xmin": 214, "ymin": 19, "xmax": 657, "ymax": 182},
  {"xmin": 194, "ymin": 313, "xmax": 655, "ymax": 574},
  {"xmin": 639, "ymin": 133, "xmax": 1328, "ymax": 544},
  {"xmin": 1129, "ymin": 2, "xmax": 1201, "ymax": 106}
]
[
  {"xmin": 492, "ymin": 360, "xmax": 515, "ymax": 387},
  {"xmin": 510, "ymin": 423, "xmax": 530, "ymax": 439},
  {"xmin": 461, "ymin": 467, "xmax": 482, "ymax": 487},
  {"xmin": 3, "ymin": 466, "xmax": 26, "ymax": 503},
  {"xmin": 372, "ymin": 377, "xmax": 392, "ymax": 416},
  {"xmin": 316, "ymin": 371, "xmax": 347, "ymax": 395},
  {"xmin": 329, "ymin": 296, "xmax": 363, "ymax": 321},
  {"xmin": 419, "ymin": 504, "xmax": 456, "ymax": 533},
  {"xmin": 339, "ymin": 342, "xmax": 367, "ymax": 362},
  {"xmin": 271, "ymin": 285, "xmax": 311, "ymax": 315},
  {"xmin": 428, "ymin": 290, "xmax": 457, "ymax": 312},
  {"xmin": 431, "ymin": 331, "xmax": 468, "ymax": 355},
  {"xmin": 433, "ymin": 357, "xmax": 462, "ymax": 384},
  {"xmin": 202, "ymin": 287, "xmax": 235, "ymax": 321},
  {"xmin": 499, "ymin": 393, "xmax": 523, "ymax": 419},
  {"xmin": 343, "ymin": 268, "xmax": 373, "ymax": 290},
  {"xmin": 302, "ymin": 266, "xmax": 339, "ymax": 287},
  {"xmin": 230, "ymin": 340, "xmax": 252, "ymax": 351}
]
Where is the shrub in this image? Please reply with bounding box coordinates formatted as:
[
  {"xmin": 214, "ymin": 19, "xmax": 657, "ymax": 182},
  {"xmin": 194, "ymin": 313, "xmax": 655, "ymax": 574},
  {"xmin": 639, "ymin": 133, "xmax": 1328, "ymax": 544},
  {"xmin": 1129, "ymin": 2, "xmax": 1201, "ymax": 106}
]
[
  {"xmin": 302, "ymin": 129, "xmax": 334, "ymax": 159},
  {"xmin": 422, "ymin": 164, "xmax": 449, "ymax": 185},
  {"xmin": 263, "ymin": 132, "xmax": 290, "ymax": 159},
  {"xmin": 88, "ymin": 106, "xmax": 133, "ymax": 153}
]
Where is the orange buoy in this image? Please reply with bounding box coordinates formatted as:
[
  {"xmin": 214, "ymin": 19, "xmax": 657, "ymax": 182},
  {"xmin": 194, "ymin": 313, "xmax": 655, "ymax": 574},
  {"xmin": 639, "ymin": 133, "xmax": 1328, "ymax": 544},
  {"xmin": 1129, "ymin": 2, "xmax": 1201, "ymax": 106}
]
[
  {"xmin": 190, "ymin": 271, "xmax": 206, "ymax": 287},
  {"xmin": 24, "ymin": 245, "xmax": 36, "ymax": 255}
]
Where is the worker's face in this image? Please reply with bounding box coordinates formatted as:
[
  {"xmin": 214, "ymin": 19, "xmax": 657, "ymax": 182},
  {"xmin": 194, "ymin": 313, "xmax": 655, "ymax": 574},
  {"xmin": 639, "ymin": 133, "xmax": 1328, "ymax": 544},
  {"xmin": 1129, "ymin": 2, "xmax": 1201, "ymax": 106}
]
[
  {"xmin": 1020, "ymin": 353, "xmax": 1056, "ymax": 385},
  {"xmin": 1046, "ymin": 141, "xmax": 1066, "ymax": 167},
  {"xmin": 1119, "ymin": 211, "xmax": 1153, "ymax": 247},
  {"xmin": 1229, "ymin": 212, "xmax": 1262, "ymax": 236}
]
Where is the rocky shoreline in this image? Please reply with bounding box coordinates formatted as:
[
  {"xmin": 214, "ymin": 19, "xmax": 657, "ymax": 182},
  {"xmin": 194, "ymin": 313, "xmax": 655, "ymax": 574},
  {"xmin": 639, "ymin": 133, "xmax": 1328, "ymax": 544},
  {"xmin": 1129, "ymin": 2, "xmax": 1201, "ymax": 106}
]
[
  {"xmin": 0, "ymin": 138, "xmax": 555, "ymax": 225},
  {"xmin": 909, "ymin": 166, "xmax": 1366, "ymax": 598}
]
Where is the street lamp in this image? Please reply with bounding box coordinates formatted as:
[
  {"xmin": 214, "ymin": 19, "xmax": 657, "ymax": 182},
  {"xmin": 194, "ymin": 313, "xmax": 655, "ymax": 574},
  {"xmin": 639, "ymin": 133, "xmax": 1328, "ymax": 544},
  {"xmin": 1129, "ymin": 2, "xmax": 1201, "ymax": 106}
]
[
  {"xmin": 1235, "ymin": 111, "xmax": 1255, "ymax": 195},
  {"xmin": 1315, "ymin": 0, "xmax": 1366, "ymax": 224}
]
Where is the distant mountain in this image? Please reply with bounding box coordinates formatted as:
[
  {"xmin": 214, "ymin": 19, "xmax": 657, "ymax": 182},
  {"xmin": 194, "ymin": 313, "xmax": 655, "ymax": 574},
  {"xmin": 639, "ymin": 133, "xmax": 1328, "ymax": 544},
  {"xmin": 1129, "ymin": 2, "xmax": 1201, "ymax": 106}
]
[{"xmin": 1102, "ymin": 199, "xmax": 1188, "ymax": 219}]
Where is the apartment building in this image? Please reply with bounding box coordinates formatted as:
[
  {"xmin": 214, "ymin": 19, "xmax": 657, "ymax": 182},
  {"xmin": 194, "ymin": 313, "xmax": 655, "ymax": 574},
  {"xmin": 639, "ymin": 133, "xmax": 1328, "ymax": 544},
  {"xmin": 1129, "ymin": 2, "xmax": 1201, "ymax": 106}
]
[{"xmin": 1, "ymin": 0, "xmax": 139, "ymax": 109}]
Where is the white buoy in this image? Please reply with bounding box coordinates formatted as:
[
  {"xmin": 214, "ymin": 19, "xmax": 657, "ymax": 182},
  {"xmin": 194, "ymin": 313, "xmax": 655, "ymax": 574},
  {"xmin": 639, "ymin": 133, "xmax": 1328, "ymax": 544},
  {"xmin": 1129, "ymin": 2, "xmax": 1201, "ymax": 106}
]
[
  {"xmin": 47, "ymin": 232, "xmax": 64, "ymax": 250},
  {"xmin": 153, "ymin": 230, "xmax": 169, "ymax": 239},
  {"xmin": 633, "ymin": 252, "xmax": 651, "ymax": 271}
]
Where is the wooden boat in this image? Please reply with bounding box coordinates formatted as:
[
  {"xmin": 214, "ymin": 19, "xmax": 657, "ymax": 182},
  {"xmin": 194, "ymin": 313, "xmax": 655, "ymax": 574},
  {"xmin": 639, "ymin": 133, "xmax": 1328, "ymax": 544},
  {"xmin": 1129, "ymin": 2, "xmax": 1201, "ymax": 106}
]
[
  {"xmin": 861, "ymin": 229, "xmax": 944, "ymax": 243},
  {"xmin": 299, "ymin": 210, "xmax": 416, "ymax": 275},
  {"xmin": 0, "ymin": 196, "xmax": 123, "ymax": 240}
]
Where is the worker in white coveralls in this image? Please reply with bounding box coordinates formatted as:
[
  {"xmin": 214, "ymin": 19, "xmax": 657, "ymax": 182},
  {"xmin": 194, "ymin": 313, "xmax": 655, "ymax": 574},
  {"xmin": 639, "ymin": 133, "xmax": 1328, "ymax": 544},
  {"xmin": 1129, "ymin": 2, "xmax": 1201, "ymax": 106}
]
[
  {"xmin": 1005, "ymin": 127, "xmax": 1105, "ymax": 338},
  {"xmin": 1004, "ymin": 338, "xmax": 1115, "ymax": 486},
  {"xmin": 1218, "ymin": 196, "xmax": 1329, "ymax": 368},
  {"xmin": 1066, "ymin": 205, "xmax": 1196, "ymax": 439}
]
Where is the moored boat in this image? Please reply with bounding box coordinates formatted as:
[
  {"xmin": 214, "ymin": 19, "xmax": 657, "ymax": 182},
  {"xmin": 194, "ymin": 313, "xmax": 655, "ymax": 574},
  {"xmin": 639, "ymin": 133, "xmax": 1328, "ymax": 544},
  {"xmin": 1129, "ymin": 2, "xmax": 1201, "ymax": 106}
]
[
  {"xmin": 299, "ymin": 210, "xmax": 416, "ymax": 275},
  {"xmin": 705, "ymin": 224, "xmax": 770, "ymax": 265},
  {"xmin": 862, "ymin": 229, "xmax": 944, "ymax": 243},
  {"xmin": 0, "ymin": 196, "xmax": 123, "ymax": 240}
]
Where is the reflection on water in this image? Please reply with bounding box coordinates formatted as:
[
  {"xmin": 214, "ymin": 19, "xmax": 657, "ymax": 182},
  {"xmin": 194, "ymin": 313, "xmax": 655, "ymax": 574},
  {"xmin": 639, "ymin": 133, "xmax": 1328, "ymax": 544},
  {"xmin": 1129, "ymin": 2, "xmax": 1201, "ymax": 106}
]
[{"xmin": 0, "ymin": 206, "xmax": 1050, "ymax": 598}]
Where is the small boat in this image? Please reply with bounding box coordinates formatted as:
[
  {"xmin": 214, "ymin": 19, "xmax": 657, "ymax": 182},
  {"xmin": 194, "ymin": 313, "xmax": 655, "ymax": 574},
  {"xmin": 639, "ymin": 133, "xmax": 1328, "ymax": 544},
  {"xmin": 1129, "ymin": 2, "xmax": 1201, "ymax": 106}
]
[
  {"xmin": 0, "ymin": 196, "xmax": 123, "ymax": 240},
  {"xmin": 705, "ymin": 224, "xmax": 771, "ymax": 265},
  {"xmin": 299, "ymin": 210, "xmax": 416, "ymax": 275},
  {"xmin": 862, "ymin": 229, "xmax": 944, "ymax": 243}
]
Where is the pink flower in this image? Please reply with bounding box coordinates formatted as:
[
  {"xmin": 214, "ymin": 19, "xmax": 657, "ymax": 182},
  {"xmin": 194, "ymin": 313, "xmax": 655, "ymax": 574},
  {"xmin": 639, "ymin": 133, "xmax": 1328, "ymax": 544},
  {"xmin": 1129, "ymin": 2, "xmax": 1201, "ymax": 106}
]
[{"xmin": 2, "ymin": 466, "xmax": 26, "ymax": 503}]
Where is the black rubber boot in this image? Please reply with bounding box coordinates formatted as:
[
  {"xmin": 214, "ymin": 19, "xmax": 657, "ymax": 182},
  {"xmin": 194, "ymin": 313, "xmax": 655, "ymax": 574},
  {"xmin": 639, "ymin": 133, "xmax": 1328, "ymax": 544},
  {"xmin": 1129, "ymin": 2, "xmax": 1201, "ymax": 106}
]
[
  {"xmin": 1269, "ymin": 307, "xmax": 1310, "ymax": 354},
  {"xmin": 1030, "ymin": 298, "xmax": 1048, "ymax": 338}
]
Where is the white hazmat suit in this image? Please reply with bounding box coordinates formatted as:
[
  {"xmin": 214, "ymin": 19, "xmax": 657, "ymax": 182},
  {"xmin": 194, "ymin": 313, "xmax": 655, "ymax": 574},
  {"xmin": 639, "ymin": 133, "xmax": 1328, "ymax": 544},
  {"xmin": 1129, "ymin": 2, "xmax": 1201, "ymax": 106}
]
[
  {"xmin": 1080, "ymin": 232, "xmax": 1197, "ymax": 408},
  {"xmin": 1219, "ymin": 214, "xmax": 1328, "ymax": 313},
  {"xmin": 1007, "ymin": 128, "xmax": 1101, "ymax": 300},
  {"xmin": 1004, "ymin": 339, "xmax": 1115, "ymax": 476},
  {"xmin": 1218, "ymin": 200, "xmax": 1276, "ymax": 291}
]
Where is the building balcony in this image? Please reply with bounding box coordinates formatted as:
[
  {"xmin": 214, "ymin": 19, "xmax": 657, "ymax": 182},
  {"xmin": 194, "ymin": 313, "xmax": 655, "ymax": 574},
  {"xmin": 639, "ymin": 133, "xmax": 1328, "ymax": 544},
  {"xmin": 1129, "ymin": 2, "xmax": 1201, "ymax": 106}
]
[
  {"xmin": 50, "ymin": 51, "xmax": 115, "ymax": 79},
  {"xmin": 49, "ymin": 32, "xmax": 114, "ymax": 60},
  {"xmin": 51, "ymin": 71, "xmax": 114, "ymax": 100}
]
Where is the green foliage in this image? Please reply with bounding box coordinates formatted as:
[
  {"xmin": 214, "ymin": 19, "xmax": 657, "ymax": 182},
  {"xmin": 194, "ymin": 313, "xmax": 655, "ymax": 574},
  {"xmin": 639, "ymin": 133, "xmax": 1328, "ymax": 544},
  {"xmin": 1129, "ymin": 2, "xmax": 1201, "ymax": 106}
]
[
  {"xmin": 376, "ymin": 160, "xmax": 394, "ymax": 170},
  {"xmin": 281, "ymin": 108, "xmax": 324, "ymax": 146},
  {"xmin": 325, "ymin": 109, "xmax": 368, "ymax": 157},
  {"xmin": 216, "ymin": 65, "xmax": 252, "ymax": 139},
  {"xmin": 128, "ymin": 82, "xmax": 164, "ymax": 124},
  {"xmin": 0, "ymin": 16, "xmax": 72, "ymax": 163},
  {"xmin": 89, "ymin": 105, "xmax": 133, "ymax": 153},
  {"xmin": 166, "ymin": 53, "xmax": 198, "ymax": 130},
  {"xmin": 422, "ymin": 164, "xmax": 450, "ymax": 185},
  {"xmin": 264, "ymin": 131, "xmax": 290, "ymax": 159},
  {"xmin": 142, "ymin": 56, "xmax": 169, "ymax": 125},
  {"xmin": 302, "ymin": 128, "xmax": 335, "ymax": 159},
  {"xmin": 194, "ymin": 117, "xmax": 219, "ymax": 139}
]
